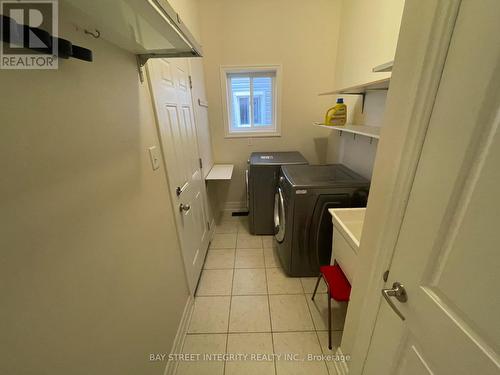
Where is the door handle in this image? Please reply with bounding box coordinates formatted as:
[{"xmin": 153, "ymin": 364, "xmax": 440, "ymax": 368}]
[
  {"xmin": 176, "ymin": 181, "xmax": 188, "ymax": 196},
  {"xmin": 179, "ymin": 203, "xmax": 191, "ymax": 212},
  {"xmin": 381, "ymin": 282, "xmax": 408, "ymax": 321}
]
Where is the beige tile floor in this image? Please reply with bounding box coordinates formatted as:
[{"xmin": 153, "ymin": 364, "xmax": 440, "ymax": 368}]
[{"xmin": 177, "ymin": 215, "xmax": 346, "ymax": 375}]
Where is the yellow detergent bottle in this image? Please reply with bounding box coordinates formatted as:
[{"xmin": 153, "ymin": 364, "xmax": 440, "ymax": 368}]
[{"xmin": 324, "ymin": 98, "xmax": 347, "ymax": 126}]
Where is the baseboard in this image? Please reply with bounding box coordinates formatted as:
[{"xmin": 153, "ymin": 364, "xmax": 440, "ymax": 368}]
[
  {"xmin": 333, "ymin": 347, "xmax": 349, "ymax": 375},
  {"xmin": 222, "ymin": 200, "xmax": 247, "ymax": 212},
  {"xmin": 163, "ymin": 295, "xmax": 195, "ymax": 375}
]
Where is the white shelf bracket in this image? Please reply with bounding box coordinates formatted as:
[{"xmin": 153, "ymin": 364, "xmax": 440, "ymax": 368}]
[
  {"xmin": 136, "ymin": 55, "xmax": 148, "ymax": 83},
  {"xmin": 340, "ymin": 93, "xmax": 366, "ymax": 112}
]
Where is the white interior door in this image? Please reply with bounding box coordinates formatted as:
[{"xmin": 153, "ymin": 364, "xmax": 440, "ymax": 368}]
[
  {"xmin": 188, "ymin": 58, "xmax": 213, "ymax": 253},
  {"xmin": 363, "ymin": 1, "xmax": 500, "ymax": 374},
  {"xmin": 147, "ymin": 58, "xmax": 207, "ymax": 294}
]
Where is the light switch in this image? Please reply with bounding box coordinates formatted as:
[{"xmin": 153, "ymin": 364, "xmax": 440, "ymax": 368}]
[{"xmin": 148, "ymin": 146, "xmax": 161, "ymax": 171}]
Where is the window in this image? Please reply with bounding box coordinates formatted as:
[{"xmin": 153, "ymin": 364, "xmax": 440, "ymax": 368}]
[{"xmin": 221, "ymin": 65, "xmax": 281, "ymax": 137}]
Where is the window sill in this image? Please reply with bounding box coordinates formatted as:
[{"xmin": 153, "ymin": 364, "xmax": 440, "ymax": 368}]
[{"xmin": 225, "ymin": 131, "xmax": 281, "ymax": 139}]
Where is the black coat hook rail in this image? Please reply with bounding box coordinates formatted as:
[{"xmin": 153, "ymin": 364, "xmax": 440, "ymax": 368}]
[{"xmin": 1, "ymin": 15, "xmax": 93, "ymax": 62}]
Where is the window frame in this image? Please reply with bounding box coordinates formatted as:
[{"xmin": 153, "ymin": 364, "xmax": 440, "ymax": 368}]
[{"xmin": 220, "ymin": 65, "xmax": 282, "ymax": 138}]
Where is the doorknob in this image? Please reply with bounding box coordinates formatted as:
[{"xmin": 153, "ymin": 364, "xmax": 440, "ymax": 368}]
[
  {"xmin": 179, "ymin": 203, "xmax": 191, "ymax": 212},
  {"xmin": 381, "ymin": 282, "xmax": 408, "ymax": 321}
]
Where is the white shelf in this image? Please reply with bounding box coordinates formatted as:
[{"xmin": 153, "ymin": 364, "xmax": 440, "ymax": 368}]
[
  {"xmin": 313, "ymin": 123, "xmax": 381, "ymax": 140},
  {"xmin": 205, "ymin": 164, "xmax": 234, "ymax": 181},
  {"xmin": 372, "ymin": 61, "xmax": 394, "ymax": 73},
  {"xmin": 319, "ymin": 78, "xmax": 390, "ymax": 96},
  {"xmin": 64, "ymin": 0, "xmax": 202, "ymax": 57}
]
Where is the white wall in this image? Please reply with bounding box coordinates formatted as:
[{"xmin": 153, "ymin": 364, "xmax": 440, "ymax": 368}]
[
  {"xmin": 0, "ymin": 8, "xmax": 191, "ymax": 375},
  {"xmin": 327, "ymin": 0, "xmax": 404, "ymax": 179},
  {"xmin": 334, "ymin": 0, "xmax": 404, "ymax": 89},
  {"xmin": 199, "ymin": 0, "xmax": 342, "ymax": 212},
  {"xmin": 168, "ymin": 0, "xmax": 202, "ymax": 42},
  {"xmin": 327, "ymin": 91, "xmax": 387, "ymax": 179}
]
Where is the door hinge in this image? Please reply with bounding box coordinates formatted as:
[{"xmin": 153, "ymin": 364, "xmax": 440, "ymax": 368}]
[
  {"xmin": 383, "ymin": 270, "xmax": 390, "ymax": 282},
  {"xmin": 188, "ymin": 75, "xmax": 193, "ymax": 89},
  {"xmin": 199, "ymin": 158, "xmax": 203, "ymax": 169}
]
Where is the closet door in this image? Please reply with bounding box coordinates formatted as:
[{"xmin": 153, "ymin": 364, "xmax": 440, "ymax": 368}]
[{"xmin": 147, "ymin": 58, "xmax": 206, "ymax": 294}]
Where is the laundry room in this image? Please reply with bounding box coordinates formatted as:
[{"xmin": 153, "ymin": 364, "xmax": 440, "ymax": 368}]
[
  {"xmin": 202, "ymin": 0, "xmax": 398, "ymax": 214},
  {"xmin": 2, "ymin": 1, "xmax": 498, "ymax": 375},
  {"xmin": 198, "ymin": 2, "xmax": 402, "ymax": 371}
]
